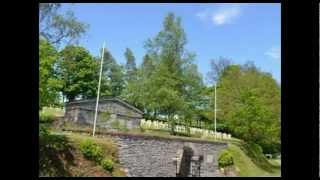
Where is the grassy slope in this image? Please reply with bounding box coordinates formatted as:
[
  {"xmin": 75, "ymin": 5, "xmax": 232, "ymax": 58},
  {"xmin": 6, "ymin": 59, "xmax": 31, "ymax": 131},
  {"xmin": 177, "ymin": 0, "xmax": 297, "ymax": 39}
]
[
  {"xmin": 39, "ymin": 131, "xmax": 126, "ymax": 177},
  {"xmin": 63, "ymin": 132, "xmax": 126, "ymax": 177},
  {"xmin": 226, "ymin": 144, "xmax": 280, "ymax": 177},
  {"xmin": 39, "ymin": 107, "xmax": 122, "ymax": 177}
]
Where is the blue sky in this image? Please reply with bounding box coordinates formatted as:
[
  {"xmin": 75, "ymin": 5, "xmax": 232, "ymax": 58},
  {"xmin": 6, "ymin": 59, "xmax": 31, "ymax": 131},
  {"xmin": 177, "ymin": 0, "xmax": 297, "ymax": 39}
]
[{"xmin": 60, "ymin": 3, "xmax": 281, "ymax": 84}]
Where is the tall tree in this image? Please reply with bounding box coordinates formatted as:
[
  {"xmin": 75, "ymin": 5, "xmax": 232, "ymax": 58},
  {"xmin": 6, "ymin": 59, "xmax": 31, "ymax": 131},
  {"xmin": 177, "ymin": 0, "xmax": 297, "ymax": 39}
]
[
  {"xmin": 124, "ymin": 48, "xmax": 137, "ymax": 83},
  {"xmin": 122, "ymin": 54, "xmax": 156, "ymax": 114},
  {"xmin": 39, "ymin": 38, "xmax": 62, "ymax": 110},
  {"xmin": 57, "ymin": 45, "xmax": 101, "ymax": 101},
  {"xmin": 143, "ymin": 12, "xmax": 196, "ymax": 134},
  {"xmin": 207, "ymin": 57, "xmax": 232, "ymax": 84},
  {"xmin": 39, "ymin": 3, "xmax": 89, "ymax": 46},
  {"xmin": 209, "ymin": 62, "xmax": 280, "ymax": 153},
  {"xmin": 102, "ymin": 48, "xmax": 125, "ymax": 97}
]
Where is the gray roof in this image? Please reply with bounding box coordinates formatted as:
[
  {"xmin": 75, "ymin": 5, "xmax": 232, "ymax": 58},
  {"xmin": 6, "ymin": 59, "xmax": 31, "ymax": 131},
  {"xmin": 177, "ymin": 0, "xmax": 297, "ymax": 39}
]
[{"xmin": 66, "ymin": 97, "xmax": 144, "ymax": 115}]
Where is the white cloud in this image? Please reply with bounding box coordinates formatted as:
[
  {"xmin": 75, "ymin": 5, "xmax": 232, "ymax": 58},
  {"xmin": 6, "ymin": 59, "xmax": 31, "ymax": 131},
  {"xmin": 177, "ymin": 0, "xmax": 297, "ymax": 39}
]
[
  {"xmin": 265, "ymin": 46, "xmax": 281, "ymax": 60},
  {"xmin": 212, "ymin": 5, "xmax": 241, "ymax": 25},
  {"xmin": 196, "ymin": 4, "xmax": 241, "ymax": 26}
]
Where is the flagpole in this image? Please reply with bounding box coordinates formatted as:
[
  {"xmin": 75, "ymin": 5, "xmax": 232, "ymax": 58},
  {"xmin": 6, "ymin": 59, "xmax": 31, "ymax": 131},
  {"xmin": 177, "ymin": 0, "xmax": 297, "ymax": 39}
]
[{"xmin": 93, "ymin": 42, "xmax": 105, "ymax": 137}]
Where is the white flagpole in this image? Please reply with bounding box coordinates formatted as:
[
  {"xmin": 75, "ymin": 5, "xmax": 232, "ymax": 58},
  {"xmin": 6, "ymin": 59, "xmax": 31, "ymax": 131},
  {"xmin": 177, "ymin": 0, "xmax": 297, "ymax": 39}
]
[
  {"xmin": 214, "ymin": 84, "xmax": 217, "ymax": 140},
  {"xmin": 93, "ymin": 42, "xmax": 105, "ymax": 137}
]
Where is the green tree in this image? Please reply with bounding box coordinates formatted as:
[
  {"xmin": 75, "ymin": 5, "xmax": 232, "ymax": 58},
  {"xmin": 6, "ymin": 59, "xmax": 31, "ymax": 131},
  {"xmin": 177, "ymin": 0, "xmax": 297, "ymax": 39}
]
[
  {"xmin": 124, "ymin": 48, "xmax": 137, "ymax": 83},
  {"xmin": 208, "ymin": 61, "xmax": 280, "ymax": 153},
  {"xmin": 39, "ymin": 3, "xmax": 89, "ymax": 46},
  {"xmin": 39, "ymin": 38, "xmax": 62, "ymax": 110},
  {"xmin": 102, "ymin": 48, "xmax": 125, "ymax": 97},
  {"xmin": 122, "ymin": 54, "xmax": 156, "ymax": 116},
  {"xmin": 57, "ymin": 45, "xmax": 102, "ymax": 101},
  {"xmin": 143, "ymin": 12, "xmax": 196, "ymax": 134}
]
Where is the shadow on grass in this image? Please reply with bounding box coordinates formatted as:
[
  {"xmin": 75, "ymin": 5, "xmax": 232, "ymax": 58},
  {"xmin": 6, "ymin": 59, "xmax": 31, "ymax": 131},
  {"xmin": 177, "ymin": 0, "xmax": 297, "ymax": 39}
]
[
  {"xmin": 39, "ymin": 133, "xmax": 76, "ymax": 177},
  {"xmin": 236, "ymin": 142, "xmax": 278, "ymax": 173}
]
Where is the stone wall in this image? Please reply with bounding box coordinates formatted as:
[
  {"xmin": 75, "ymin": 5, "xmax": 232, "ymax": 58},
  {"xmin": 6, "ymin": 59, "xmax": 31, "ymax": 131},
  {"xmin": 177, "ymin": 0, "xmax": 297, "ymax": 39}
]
[{"xmin": 111, "ymin": 134, "xmax": 228, "ymax": 177}]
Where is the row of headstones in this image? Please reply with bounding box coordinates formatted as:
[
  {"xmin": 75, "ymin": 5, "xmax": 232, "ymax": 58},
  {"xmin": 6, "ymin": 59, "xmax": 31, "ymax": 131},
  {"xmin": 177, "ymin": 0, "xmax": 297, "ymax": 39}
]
[{"xmin": 140, "ymin": 119, "xmax": 232, "ymax": 140}]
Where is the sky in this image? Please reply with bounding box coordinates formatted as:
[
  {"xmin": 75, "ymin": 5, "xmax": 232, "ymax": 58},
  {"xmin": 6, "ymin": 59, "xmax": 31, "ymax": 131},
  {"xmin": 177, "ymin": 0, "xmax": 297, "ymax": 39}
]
[{"xmin": 59, "ymin": 3, "xmax": 281, "ymax": 84}]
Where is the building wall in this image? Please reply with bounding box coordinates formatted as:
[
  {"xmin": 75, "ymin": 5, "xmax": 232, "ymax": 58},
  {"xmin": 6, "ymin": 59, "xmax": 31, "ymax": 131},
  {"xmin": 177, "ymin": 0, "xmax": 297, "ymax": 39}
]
[{"xmin": 64, "ymin": 100, "xmax": 143, "ymax": 129}]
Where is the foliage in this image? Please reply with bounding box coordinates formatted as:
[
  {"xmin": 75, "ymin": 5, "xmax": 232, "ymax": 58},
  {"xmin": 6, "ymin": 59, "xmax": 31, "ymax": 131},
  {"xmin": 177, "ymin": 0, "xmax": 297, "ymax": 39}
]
[
  {"xmin": 39, "ymin": 3, "xmax": 89, "ymax": 46},
  {"xmin": 39, "ymin": 39, "xmax": 62, "ymax": 110},
  {"xmin": 39, "ymin": 131, "xmax": 75, "ymax": 176},
  {"xmin": 208, "ymin": 60, "xmax": 280, "ymax": 154},
  {"xmin": 39, "ymin": 8, "xmax": 280, "ymax": 158},
  {"xmin": 102, "ymin": 48, "xmax": 125, "ymax": 97},
  {"xmin": 57, "ymin": 45, "xmax": 105, "ymax": 101},
  {"xmin": 124, "ymin": 48, "xmax": 137, "ymax": 83},
  {"xmin": 101, "ymin": 159, "xmax": 114, "ymax": 172},
  {"xmin": 218, "ymin": 150, "xmax": 234, "ymax": 168},
  {"xmin": 80, "ymin": 139, "xmax": 104, "ymax": 163}
]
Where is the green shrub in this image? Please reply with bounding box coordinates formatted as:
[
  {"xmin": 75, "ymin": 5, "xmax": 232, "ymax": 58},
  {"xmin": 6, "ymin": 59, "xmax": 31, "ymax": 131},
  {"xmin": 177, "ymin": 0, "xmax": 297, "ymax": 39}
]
[
  {"xmin": 101, "ymin": 159, "xmax": 114, "ymax": 172},
  {"xmin": 218, "ymin": 150, "xmax": 234, "ymax": 168},
  {"xmin": 80, "ymin": 139, "xmax": 103, "ymax": 163}
]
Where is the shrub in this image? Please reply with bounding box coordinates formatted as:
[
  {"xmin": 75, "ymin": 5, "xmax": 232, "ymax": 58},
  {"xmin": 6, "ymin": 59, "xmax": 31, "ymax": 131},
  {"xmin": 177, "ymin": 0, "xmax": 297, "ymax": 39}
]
[
  {"xmin": 101, "ymin": 159, "xmax": 114, "ymax": 172},
  {"xmin": 80, "ymin": 139, "xmax": 103, "ymax": 163},
  {"xmin": 218, "ymin": 150, "xmax": 234, "ymax": 168}
]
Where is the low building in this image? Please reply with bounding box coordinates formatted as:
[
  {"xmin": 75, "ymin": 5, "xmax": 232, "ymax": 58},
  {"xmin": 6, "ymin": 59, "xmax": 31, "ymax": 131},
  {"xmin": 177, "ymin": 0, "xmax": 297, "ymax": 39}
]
[{"xmin": 64, "ymin": 97, "xmax": 144, "ymax": 129}]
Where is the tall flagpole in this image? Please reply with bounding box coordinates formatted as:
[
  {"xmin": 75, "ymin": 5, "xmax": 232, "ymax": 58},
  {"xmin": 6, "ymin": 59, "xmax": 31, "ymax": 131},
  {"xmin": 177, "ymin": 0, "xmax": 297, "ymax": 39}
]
[
  {"xmin": 214, "ymin": 84, "xmax": 217, "ymax": 140},
  {"xmin": 93, "ymin": 42, "xmax": 105, "ymax": 137}
]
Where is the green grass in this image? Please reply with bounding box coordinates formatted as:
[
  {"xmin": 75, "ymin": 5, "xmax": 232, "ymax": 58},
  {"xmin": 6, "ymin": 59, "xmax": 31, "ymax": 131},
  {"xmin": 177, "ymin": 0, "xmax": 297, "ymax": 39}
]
[
  {"xmin": 225, "ymin": 144, "xmax": 281, "ymax": 177},
  {"xmin": 40, "ymin": 130, "xmax": 126, "ymax": 177},
  {"xmin": 41, "ymin": 107, "xmax": 65, "ymax": 117}
]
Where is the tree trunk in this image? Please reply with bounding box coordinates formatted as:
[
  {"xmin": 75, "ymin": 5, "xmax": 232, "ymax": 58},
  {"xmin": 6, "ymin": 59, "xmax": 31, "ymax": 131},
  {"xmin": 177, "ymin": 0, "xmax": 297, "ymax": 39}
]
[
  {"xmin": 153, "ymin": 109, "xmax": 157, "ymax": 120},
  {"xmin": 169, "ymin": 113, "xmax": 176, "ymax": 135}
]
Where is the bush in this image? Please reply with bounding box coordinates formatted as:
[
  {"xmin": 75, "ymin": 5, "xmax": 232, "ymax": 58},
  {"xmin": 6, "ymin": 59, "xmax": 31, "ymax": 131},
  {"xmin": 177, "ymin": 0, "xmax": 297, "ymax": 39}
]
[
  {"xmin": 80, "ymin": 139, "xmax": 103, "ymax": 163},
  {"xmin": 218, "ymin": 150, "xmax": 234, "ymax": 168},
  {"xmin": 101, "ymin": 159, "xmax": 114, "ymax": 172}
]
